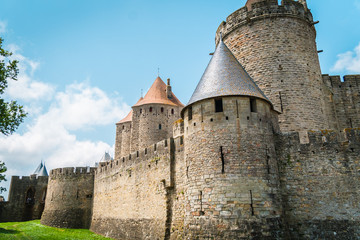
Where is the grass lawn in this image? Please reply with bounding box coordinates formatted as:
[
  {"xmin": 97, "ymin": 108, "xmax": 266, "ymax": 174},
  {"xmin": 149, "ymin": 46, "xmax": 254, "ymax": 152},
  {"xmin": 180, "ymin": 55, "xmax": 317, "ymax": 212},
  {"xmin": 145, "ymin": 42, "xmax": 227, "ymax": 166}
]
[{"xmin": 0, "ymin": 220, "xmax": 113, "ymax": 240}]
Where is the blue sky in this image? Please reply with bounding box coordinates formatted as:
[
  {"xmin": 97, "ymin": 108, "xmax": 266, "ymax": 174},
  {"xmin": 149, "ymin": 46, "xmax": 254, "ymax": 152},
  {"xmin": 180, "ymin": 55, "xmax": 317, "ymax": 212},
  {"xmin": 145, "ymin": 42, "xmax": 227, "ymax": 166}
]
[{"xmin": 0, "ymin": 0, "xmax": 360, "ymax": 197}]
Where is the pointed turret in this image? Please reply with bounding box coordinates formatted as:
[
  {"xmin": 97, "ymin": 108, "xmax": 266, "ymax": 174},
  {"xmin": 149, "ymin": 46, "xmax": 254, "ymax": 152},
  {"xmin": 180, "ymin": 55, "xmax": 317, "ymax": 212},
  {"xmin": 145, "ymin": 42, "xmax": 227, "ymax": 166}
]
[
  {"xmin": 33, "ymin": 161, "xmax": 43, "ymax": 175},
  {"xmin": 133, "ymin": 77, "xmax": 183, "ymax": 107},
  {"xmin": 184, "ymin": 37, "xmax": 271, "ymax": 112},
  {"xmin": 38, "ymin": 163, "xmax": 48, "ymax": 176}
]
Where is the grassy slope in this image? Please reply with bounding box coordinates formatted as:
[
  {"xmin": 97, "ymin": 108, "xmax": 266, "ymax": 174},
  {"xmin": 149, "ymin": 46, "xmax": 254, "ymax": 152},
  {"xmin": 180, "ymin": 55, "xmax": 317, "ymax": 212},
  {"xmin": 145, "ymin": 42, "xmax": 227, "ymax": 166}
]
[{"xmin": 0, "ymin": 220, "xmax": 113, "ymax": 240}]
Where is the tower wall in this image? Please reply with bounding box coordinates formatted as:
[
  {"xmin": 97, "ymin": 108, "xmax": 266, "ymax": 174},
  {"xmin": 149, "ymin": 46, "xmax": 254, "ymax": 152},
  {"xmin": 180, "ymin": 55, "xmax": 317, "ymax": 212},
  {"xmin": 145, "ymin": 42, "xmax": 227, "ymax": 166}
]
[
  {"xmin": 183, "ymin": 96, "xmax": 283, "ymax": 239},
  {"xmin": 131, "ymin": 104, "xmax": 181, "ymax": 151},
  {"xmin": 322, "ymin": 75, "xmax": 360, "ymax": 131},
  {"xmin": 216, "ymin": 0, "xmax": 327, "ymax": 133},
  {"xmin": 41, "ymin": 167, "xmax": 96, "ymax": 229},
  {"xmin": 115, "ymin": 121, "xmax": 132, "ymax": 160},
  {"xmin": 0, "ymin": 175, "xmax": 48, "ymax": 222},
  {"xmin": 276, "ymin": 129, "xmax": 360, "ymax": 239}
]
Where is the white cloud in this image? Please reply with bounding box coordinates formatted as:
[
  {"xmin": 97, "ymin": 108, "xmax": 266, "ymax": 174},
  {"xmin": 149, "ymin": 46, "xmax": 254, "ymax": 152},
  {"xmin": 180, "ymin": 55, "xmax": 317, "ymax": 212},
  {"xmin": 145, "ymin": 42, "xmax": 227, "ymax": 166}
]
[
  {"xmin": 0, "ymin": 21, "xmax": 6, "ymax": 33},
  {"xmin": 331, "ymin": 42, "xmax": 360, "ymax": 73},
  {"xmin": 5, "ymin": 44, "xmax": 55, "ymax": 101}
]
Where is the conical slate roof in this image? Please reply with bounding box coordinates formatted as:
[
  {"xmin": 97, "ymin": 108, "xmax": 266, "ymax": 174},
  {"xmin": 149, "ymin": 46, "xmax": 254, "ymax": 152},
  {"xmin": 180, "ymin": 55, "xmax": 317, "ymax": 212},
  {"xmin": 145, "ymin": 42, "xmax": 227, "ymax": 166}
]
[
  {"xmin": 38, "ymin": 164, "xmax": 48, "ymax": 176},
  {"xmin": 133, "ymin": 77, "xmax": 183, "ymax": 107},
  {"xmin": 100, "ymin": 152, "xmax": 113, "ymax": 162},
  {"xmin": 33, "ymin": 161, "xmax": 43, "ymax": 175},
  {"xmin": 185, "ymin": 37, "xmax": 271, "ymax": 108}
]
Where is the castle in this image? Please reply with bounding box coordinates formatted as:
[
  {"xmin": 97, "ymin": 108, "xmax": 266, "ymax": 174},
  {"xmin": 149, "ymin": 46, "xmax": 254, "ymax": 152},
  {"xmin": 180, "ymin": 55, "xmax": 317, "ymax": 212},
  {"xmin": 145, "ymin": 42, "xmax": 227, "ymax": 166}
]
[{"xmin": 1, "ymin": 0, "xmax": 360, "ymax": 239}]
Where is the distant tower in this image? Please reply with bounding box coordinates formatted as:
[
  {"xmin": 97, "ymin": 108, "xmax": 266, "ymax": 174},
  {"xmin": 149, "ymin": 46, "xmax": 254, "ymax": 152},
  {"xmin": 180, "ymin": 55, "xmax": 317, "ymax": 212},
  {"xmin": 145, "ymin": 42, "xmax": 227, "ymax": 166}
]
[
  {"xmin": 216, "ymin": 0, "xmax": 326, "ymax": 134},
  {"xmin": 182, "ymin": 38, "xmax": 282, "ymax": 238},
  {"xmin": 114, "ymin": 77, "xmax": 183, "ymax": 160}
]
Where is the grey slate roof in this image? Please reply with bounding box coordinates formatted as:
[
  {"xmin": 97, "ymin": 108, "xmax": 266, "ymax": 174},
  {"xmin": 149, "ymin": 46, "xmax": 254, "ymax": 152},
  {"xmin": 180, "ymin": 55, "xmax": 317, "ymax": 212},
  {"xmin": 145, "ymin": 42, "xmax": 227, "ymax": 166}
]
[
  {"xmin": 100, "ymin": 152, "xmax": 113, "ymax": 162},
  {"xmin": 33, "ymin": 161, "xmax": 48, "ymax": 177},
  {"xmin": 185, "ymin": 37, "xmax": 271, "ymax": 108}
]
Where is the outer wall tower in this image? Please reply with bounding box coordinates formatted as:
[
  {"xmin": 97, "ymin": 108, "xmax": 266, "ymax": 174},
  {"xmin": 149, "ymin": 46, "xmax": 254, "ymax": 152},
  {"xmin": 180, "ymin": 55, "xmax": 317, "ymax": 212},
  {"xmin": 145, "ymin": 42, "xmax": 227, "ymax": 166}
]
[
  {"xmin": 216, "ymin": 0, "xmax": 327, "ymax": 135},
  {"xmin": 182, "ymin": 38, "xmax": 283, "ymax": 239}
]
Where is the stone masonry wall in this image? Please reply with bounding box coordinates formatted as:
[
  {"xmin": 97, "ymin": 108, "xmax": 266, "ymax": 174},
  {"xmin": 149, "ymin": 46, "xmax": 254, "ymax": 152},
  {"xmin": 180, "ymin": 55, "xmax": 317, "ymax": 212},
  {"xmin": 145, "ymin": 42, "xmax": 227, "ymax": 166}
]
[
  {"xmin": 130, "ymin": 104, "xmax": 181, "ymax": 154},
  {"xmin": 216, "ymin": 0, "xmax": 327, "ymax": 134},
  {"xmin": 115, "ymin": 121, "xmax": 132, "ymax": 160},
  {"xmin": 322, "ymin": 75, "xmax": 360, "ymax": 131},
  {"xmin": 0, "ymin": 175, "xmax": 48, "ymax": 222},
  {"xmin": 91, "ymin": 138, "xmax": 177, "ymax": 240},
  {"xmin": 276, "ymin": 129, "xmax": 360, "ymax": 239},
  {"xmin": 41, "ymin": 167, "xmax": 96, "ymax": 229},
  {"xmin": 183, "ymin": 96, "xmax": 283, "ymax": 239}
]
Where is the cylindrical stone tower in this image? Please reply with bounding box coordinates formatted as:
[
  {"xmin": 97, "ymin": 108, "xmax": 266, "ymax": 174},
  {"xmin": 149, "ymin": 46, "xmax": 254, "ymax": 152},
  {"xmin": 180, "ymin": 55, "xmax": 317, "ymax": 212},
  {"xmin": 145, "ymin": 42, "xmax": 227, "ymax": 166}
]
[
  {"xmin": 41, "ymin": 167, "xmax": 96, "ymax": 229},
  {"xmin": 130, "ymin": 77, "xmax": 183, "ymax": 151},
  {"xmin": 182, "ymin": 38, "xmax": 282, "ymax": 239},
  {"xmin": 115, "ymin": 110, "xmax": 133, "ymax": 159},
  {"xmin": 216, "ymin": 0, "xmax": 327, "ymax": 133}
]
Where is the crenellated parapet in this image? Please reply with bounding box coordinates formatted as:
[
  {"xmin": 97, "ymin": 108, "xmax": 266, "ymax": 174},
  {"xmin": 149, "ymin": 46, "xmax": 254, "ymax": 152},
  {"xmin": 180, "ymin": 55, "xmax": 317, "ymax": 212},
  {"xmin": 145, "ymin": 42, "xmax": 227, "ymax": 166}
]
[
  {"xmin": 322, "ymin": 74, "xmax": 360, "ymax": 130},
  {"xmin": 216, "ymin": 0, "xmax": 313, "ymax": 44},
  {"xmin": 276, "ymin": 128, "xmax": 360, "ymax": 239},
  {"xmin": 49, "ymin": 167, "xmax": 96, "ymax": 179}
]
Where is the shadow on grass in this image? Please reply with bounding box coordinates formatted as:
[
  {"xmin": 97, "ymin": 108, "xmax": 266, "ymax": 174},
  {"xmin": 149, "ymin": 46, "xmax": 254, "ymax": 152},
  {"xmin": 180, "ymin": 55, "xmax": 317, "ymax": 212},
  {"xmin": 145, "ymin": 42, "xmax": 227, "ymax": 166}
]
[{"xmin": 0, "ymin": 228, "xmax": 20, "ymax": 234}]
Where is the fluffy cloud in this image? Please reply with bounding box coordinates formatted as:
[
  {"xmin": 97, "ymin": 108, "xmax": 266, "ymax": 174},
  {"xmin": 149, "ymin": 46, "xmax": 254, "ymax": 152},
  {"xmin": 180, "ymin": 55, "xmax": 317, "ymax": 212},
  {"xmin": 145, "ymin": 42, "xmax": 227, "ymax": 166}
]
[
  {"xmin": 331, "ymin": 42, "xmax": 360, "ymax": 73},
  {"xmin": 0, "ymin": 81, "xmax": 130, "ymax": 174},
  {"xmin": 5, "ymin": 44, "xmax": 55, "ymax": 101},
  {"xmin": 0, "ymin": 21, "xmax": 6, "ymax": 33}
]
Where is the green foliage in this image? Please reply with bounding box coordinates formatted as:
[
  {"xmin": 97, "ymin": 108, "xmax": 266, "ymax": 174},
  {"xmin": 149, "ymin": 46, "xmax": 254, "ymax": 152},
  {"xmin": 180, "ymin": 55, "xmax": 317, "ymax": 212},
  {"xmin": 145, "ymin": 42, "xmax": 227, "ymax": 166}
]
[
  {"xmin": 0, "ymin": 161, "xmax": 6, "ymax": 193},
  {"xmin": 0, "ymin": 37, "xmax": 27, "ymax": 136},
  {"xmin": 0, "ymin": 220, "xmax": 114, "ymax": 240}
]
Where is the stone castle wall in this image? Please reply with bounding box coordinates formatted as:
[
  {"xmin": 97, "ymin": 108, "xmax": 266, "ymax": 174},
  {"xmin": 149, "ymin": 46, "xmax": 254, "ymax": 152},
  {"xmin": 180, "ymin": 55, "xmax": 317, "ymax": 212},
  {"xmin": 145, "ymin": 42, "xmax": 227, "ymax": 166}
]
[
  {"xmin": 0, "ymin": 175, "xmax": 48, "ymax": 222},
  {"xmin": 41, "ymin": 167, "xmax": 96, "ymax": 229},
  {"xmin": 322, "ymin": 75, "xmax": 360, "ymax": 131},
  {"xmin": 216, "ymin": 0, "xmax": 327, "ymax": 134},
  {"xmin": 276, "ymin": 129, "xmax": 360, "ymax": 239},
  {"xmin": 91, "ymin": 137, "xmax": 184, "ymax": 240},
  {"xmin": 182, "ymin": 96, "xmax": 283, "ymax": 239},
  {"xmin": 128, "ymin": 104, "xmax": 181, "ymax": 156},
  {"xmin": 115, "ymin": 120, "xmax": 132, "ymax": 159}
]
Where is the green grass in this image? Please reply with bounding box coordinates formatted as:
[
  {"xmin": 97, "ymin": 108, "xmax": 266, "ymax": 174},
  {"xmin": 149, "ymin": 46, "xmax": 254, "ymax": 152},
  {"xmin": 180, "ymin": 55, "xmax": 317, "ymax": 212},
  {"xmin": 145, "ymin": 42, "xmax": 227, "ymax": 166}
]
[{"xmin": 0, "ymin": 220, "xmax": 113, "ymax": 240}]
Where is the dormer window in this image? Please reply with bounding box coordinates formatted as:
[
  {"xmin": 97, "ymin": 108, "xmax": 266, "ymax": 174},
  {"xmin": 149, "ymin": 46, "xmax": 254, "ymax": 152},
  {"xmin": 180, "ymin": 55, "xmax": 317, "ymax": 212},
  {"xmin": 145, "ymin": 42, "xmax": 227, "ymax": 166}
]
[{"xmin": 215, "ymin": 98, "xmax": 223, "ymax": 112}]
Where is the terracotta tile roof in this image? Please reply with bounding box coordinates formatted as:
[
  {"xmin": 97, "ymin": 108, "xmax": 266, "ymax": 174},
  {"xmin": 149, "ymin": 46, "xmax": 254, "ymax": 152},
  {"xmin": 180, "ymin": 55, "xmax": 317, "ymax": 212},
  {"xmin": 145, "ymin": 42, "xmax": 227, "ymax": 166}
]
[
  {"xmin": 117, "ymin": 110, "xmax": 133, "ymax": 124},
  {"xmin": 133, "ymin": 77, "xmax": 184, "ymax": 107}
]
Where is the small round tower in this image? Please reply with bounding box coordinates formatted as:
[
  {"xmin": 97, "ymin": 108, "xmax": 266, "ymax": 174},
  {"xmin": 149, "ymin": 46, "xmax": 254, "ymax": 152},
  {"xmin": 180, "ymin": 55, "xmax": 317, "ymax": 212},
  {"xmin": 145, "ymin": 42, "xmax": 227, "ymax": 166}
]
[
  {"xmin": 41, "ymin": 167, "xmax": 96, "ymax": 229},
  {"xmin": 216, "ymin": 0, "xmax": 326, "ymax": 133},
  {"xmin": 182, "ymin": 38, "xmax": 282, "ymax": 238},
  {"xmin": 115, "ymin": 109, "xmax": 133, "ymax": 159},
  {"xmin": 130, "ymin": 77, "xmax": 183, "ymax": 151}
]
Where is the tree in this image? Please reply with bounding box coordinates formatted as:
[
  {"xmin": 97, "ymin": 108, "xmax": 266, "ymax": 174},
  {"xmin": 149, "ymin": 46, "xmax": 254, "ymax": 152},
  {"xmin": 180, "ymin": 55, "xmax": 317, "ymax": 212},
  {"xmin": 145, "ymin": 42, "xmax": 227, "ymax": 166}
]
[
  {"xmin": 0, "ymin": 37, "xmax": 27, "ymax": 194},
  {"xmin": 1, "ymin": 37, "xmax": 27, "ymax": 135}
]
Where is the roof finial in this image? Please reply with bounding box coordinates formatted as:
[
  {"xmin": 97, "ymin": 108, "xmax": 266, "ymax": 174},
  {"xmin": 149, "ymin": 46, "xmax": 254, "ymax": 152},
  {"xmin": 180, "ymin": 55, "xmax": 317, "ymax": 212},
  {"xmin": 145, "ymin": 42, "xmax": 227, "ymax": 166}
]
[{"xmin": 158, "ymin": 67, "xmax": 160, "ymax": 77}]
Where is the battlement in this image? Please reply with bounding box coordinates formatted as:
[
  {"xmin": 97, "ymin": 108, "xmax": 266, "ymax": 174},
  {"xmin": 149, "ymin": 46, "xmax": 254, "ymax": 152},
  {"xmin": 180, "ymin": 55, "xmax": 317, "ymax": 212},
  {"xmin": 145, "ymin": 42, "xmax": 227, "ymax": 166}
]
[
  {"xmin": 11, "ymin": 175, "xmax": 48, "ymax": 182},
  {"xmin": 278, "ymin": 128, "xmax": 360, "ymax": 151},
  {"xmin": 49, "ymin": 167, "xmax": 96, "ymax": 179},
  {"xmin": 216, "ymin": 0, "xmax": 313, "ymax": 43},
  {"xmin": 97, "ymin": 138, "xmax": 173, "ymax": 176},
  {"xmin": 322, "ymin": 74, "xmax": 360, "ymax": 89}
]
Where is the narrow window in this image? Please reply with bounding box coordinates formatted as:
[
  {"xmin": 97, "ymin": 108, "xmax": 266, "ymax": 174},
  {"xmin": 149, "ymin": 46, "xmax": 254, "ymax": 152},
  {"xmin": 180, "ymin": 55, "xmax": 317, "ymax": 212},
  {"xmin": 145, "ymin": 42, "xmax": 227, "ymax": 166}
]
[
  {"xmin": 154, "ymin": 143, "xmax": 157, "ymax": 151},
  {"xmin": 137, "ymin": 151, "xmax": 139, "ymax": 157},
  {"xmin": 159, "ymin": 124, "xmax": 162, "ymax": 130},
  {"xmin": 250, "ymin": 98, "xmax": 257, "ymax": 113},
  {"xmin": 215, "ymin": 98, "xmax": 223, "ymax": 112},
  {"xmin": 165, "ymin": 139, "xmax": 168, "ymax": 147},
  {"xmin": 140, "ymin": 109, "xmax": 142, "ymax": 114},
  {"xmin": 171, "ymin": 109, "xmax": 174, "ymax": 114},
  {"xmin": 122, "ymin": 125, "xmax": 124, "ymax": 130},
  {"xmin": 180, "ymin": 136, "xmax": 184, "ymax": 145},
  {"xmin": 220, "ymin": 146, "xmax": 225, "ymax": 174},
  {"xmin": 129, "ymin": 154, "xmax": 131, "ymax": 160},
  {"xmin": 149, "ymin": 107, "xmax": 153, "ymax": 112},
  {"xmin": 161, "ymin": 107, "xmax": 164, "ymax": 113},
  {"xmin": 188, "ymin": 107, "xmax": 193, "ymax": 120},
  {"xmin": 250, "ymin": 190, "xmax": 254, "ymax": 216},
  {"xmin": 145, "ymin": 148, "xmax": 147, "ymax": 155}
]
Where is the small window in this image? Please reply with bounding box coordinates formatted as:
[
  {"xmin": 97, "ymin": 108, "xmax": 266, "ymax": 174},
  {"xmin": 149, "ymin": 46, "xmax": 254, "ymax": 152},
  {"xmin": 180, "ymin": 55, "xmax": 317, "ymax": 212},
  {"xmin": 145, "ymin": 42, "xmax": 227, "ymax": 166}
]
[
  {"xmin": 250, "ymin": 98, "xmax": 257, "ymax": 113},
  {"xmin": 159, "ymin": 124, "xmax": 162, "ymax": 130},
  {"xmin": 171, "ymin": 109, "xmax": 174, "ymax": 114},
  {"xmin": 188, "ymin": 107, "xmax": 193, "ymax": 120},
  {"xmin": 215, "ymin": 98, "xmax": 223, "ymax": 112},
  {"xmin": 149, "ymin": 107, "xmax": 153, "ymax": 112},
  {"xmin": 161, "ymin": 107, "xmax": 164, "ymax": 113},
  {"xmin": 180, "ymin": 136, "xmax": 184, "ymax": 145},
  {"xmin": 140, "ymin": 109, "xmax": 142, "ymax": 114},
  {"xmin": 122, "ymin": 125, "xmax": 124, "ymax": 130}
]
